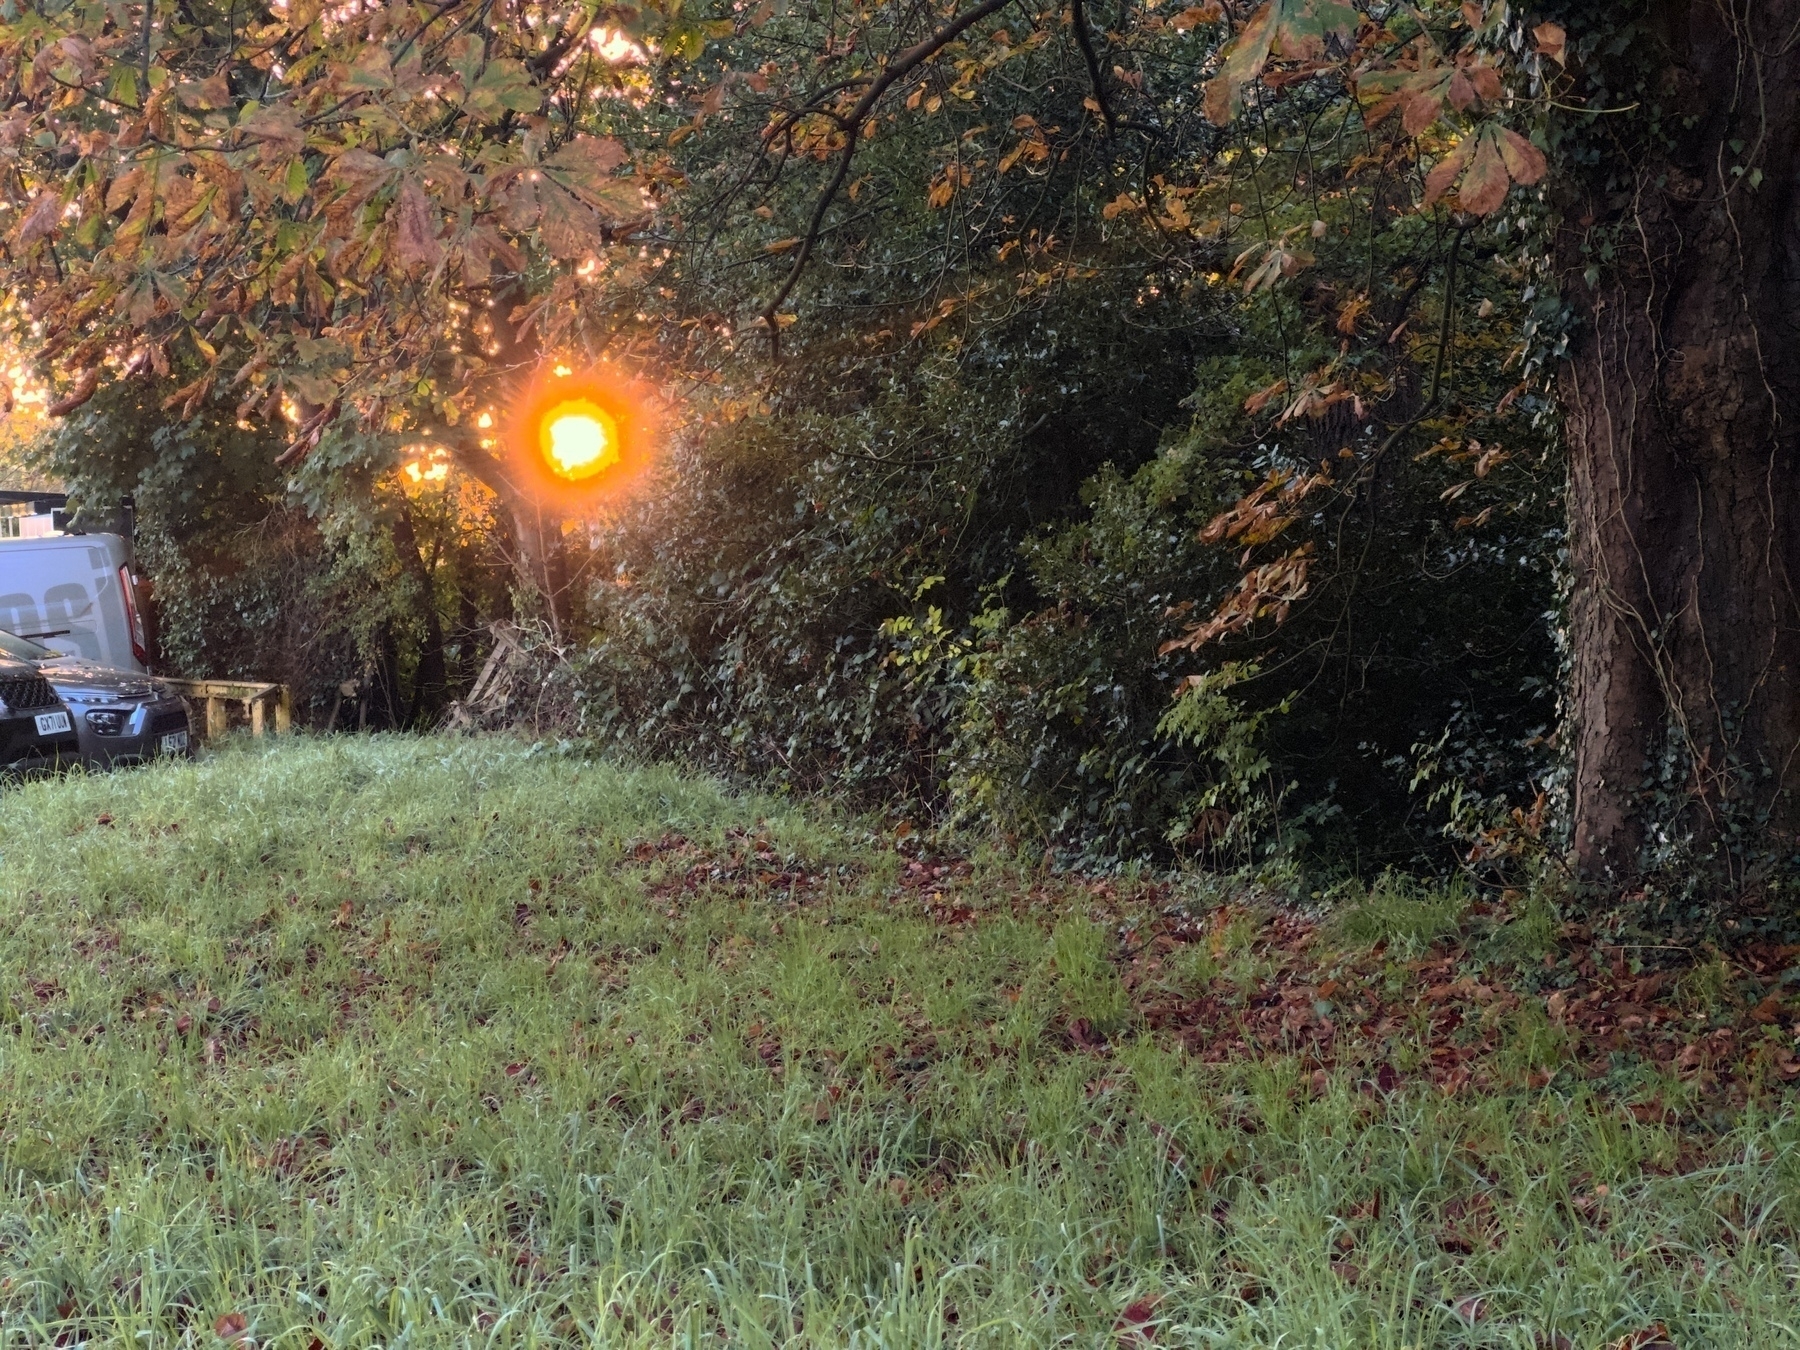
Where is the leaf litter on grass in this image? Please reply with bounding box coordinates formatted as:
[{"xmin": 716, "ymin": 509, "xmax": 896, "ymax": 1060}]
[{"xmin": 0, "ymin": 735, "xmax": 1798, "ymax": 1347}]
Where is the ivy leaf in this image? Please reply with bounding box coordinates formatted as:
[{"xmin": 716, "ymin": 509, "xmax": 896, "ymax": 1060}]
[{"xmin": 1204, "ymin": 0, "xmax": 1359, "ymax": 125}]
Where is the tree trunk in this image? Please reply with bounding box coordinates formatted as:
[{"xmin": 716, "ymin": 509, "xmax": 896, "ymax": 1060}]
[
  {"xmin": 432, "ymin": 278, "xmax": 576, "ymax": 639},
  {"xmin": 505, "ymin": 499, "xmax": 574, "ymax": 641},
  {"xmin": 390, "ymin": 499, "xmax": 449, "ymax": 727},
  {"xmin": 1560, "ymin": 0, "xmax": 1800, "ymax": 889}
]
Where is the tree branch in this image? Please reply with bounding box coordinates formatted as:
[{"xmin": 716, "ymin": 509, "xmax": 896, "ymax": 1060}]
[
  {"xmin": 434, "ymin": 424, "xmax": 526, "ymax": 503},
  {"xmin": 527, "ymin": 11, "xmax": 588, "ymax": 80},
  {"xmin": 139, "ymin": 0, "xmax": 155, "ymax": 102},
  {"xmin": 1069, "ymin": 0, "xmax": 1114, "ymax": 135},
  {"xmin": 759, "ymin": 0, "xmax": 1016, "ymax": 355},
  {"xmin": 1367, "ymin": 220, "xmax": 1467, "ymax": 466}
]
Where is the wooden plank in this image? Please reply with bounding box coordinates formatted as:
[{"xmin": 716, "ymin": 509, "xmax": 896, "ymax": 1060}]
[
  {"xmin": 205, "ymin": 696, "xmax": 228, "ymax": 740},
  {"xmin": 163, "ymin": 679, "xmax": 282, "ymax": 700}
]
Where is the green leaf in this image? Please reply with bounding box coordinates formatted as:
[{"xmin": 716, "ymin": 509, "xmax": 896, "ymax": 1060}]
[
  {"xmin": 107, "ymin": 62, "xmax": 137, "ymax": 107},
  {"xmin": 1204, "ymin": 0, "xmax": 1359, "ymax": 126},
  {"xmin": 445, "ymin": 34, "xmax": 484, "ymax": 90},
  {"xmin": 282, "ymin": 157, "xmax": 311, "ymax": 204},
  {"xmin": 345, "ymin": 43, "xmax": 394, "ymax": 91},
  {"xmin": 664, "ymin": 22, "xmax": 706, "ymax": 61},
  {"xmin": 468, "ymin": 58, "xmax": 540, "ymax": 117},
  {"xmin": 1270, "ymin": 0, "xmax": 1359, "ymax": 57}
]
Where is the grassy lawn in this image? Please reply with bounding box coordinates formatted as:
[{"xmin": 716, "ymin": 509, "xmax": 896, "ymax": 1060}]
[{"xmin": 1, "ymin": 737, "xmax": 1798, "ymax": 1347}]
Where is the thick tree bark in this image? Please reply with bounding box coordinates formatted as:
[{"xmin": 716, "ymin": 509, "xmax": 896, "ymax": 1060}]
[{"xmin": 1560, "ymin": 0, "xmax": 1800, "ymax": 888}]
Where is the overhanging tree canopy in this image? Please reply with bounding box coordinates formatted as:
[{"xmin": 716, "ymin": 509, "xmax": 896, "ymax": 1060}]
[{"xmin": 8, "ymin": 0, "xmax": 1793, "ymax": 898}]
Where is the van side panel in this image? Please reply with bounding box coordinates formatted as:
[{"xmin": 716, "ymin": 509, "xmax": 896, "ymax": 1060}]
[
  {"xmin": 43, "ymin": 581, "xmax": 100, "ymax": 660},
  {"xmin": 0, "ymin": 536, "xmax": 143, "ymax": 672}
]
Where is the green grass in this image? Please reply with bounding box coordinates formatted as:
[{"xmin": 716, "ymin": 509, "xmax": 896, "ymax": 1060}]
[{"xmin": 1, "ymin": 736, "xmax": 1798, "ymax": 1347}]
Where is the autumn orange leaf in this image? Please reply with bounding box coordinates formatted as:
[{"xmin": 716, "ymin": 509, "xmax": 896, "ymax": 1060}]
[{"xmin": 1533, "ymin": 21, "xmax": 1567, "ymax": 65}]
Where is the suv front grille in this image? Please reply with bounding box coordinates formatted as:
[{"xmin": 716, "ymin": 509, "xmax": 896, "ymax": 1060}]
[
  {"xmin": 0, "ymin": 676, "xmax": 60, "ymax": 712},
  {"xmin": 148, "ymin": 709, "xmax": 190, "ymax": 736}
]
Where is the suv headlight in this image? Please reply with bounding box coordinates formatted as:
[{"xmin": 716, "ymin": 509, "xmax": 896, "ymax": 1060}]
[{"xmin": 85, "ymin": 708, "xmax": 129, "ymax": 736}]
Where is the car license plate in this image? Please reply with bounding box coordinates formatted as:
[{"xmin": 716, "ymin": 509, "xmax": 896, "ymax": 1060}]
[
  {"xmin": 34, "ymin": 710, "xmax": 71, "ymax": 735},
  {"xmin": 159, "ymin": 730, "xmax": 189, "ymax": 754}
]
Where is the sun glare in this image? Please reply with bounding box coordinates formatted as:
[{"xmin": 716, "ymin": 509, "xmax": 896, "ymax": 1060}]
[
  {"xmin": 506, "ymin": 361, "xmax": 655, "ymax": 501},
  {"xmin": 540, "ymin": 399, "xmax": 619, "ymax": 481}
]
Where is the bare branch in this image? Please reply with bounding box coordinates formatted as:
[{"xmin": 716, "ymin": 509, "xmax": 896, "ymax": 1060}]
[
  {"xmin": 1070, "ymin": 0, "xmax": 1115, "ymax": 135},
  {"xmin": 759, "ymin": 0, "xmax": 1016, "ymax": 354}
]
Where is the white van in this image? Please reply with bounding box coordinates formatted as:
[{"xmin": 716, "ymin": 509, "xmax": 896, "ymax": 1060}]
[{"xmin": 0, "ymin": 534, "xmax": 150, "ymax": 673}]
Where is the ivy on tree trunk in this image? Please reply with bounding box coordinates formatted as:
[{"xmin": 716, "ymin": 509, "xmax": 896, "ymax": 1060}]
[{"xmin": 1559, "ymin": 0, "xmax": 1800, "ymax": 890}]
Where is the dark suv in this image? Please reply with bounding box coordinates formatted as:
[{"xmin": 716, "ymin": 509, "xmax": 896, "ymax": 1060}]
[
  {"xmin": 0, "ymin": 629, "xmax": 190, "ymax": 768},
  {"xmin": 0, "ymin": 653, "xmax": 78, "ymax": 772}
]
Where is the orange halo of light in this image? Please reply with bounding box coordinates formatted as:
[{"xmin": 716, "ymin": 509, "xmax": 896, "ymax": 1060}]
[{"xmin": 505, "ymin": 362, "xmax": 658, "ymax": 507}]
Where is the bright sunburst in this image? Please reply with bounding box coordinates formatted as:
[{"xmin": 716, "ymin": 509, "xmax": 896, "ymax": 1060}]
[{"xmin": 539, "ymin": 399, "xmax": 620, "ymax": 481}]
